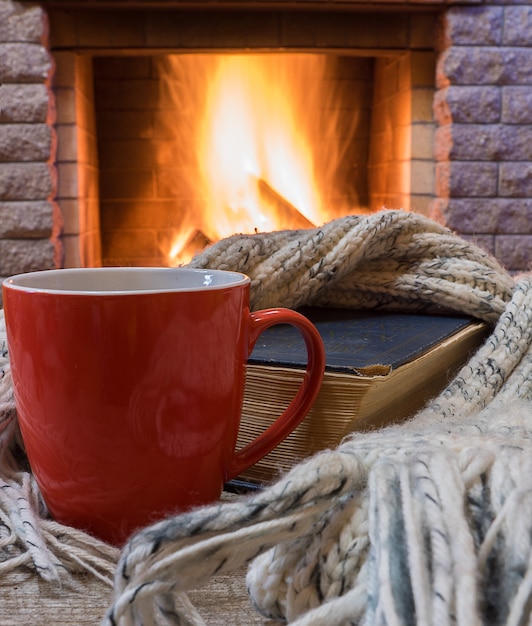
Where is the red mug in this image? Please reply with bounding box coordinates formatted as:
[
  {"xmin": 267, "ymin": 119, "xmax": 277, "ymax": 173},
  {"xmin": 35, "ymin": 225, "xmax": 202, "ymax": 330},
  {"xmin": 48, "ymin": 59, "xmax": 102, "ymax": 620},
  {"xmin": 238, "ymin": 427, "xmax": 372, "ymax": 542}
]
[{"xmin": 3, "ymin": 267, "xmax": 325, "ymax": 545}]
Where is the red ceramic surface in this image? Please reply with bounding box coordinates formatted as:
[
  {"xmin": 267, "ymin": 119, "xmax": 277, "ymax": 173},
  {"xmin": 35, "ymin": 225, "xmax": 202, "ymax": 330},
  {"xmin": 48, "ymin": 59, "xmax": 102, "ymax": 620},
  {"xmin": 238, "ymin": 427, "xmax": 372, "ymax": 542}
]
[{"xmin": 3, "ymin": 268, "xmax": 325, "ymax": 545}]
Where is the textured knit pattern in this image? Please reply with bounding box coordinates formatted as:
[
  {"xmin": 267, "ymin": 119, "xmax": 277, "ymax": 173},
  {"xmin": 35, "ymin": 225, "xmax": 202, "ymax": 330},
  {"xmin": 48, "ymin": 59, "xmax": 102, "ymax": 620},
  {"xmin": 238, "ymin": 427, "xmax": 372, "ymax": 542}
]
[
  {"xmin": 0, "ymin": 210, "xmax": 531, "ymax": 625},
  {"xmin": 101, "ymin": 211, "xmax": 532, "ymax": 625}
]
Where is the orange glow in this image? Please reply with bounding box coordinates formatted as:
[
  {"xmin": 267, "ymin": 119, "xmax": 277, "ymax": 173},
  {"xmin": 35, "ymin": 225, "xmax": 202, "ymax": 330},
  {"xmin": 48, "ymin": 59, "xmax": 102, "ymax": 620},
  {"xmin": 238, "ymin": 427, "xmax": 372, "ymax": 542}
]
[
  {"xmin": 162, "ymin": 54, "xmax": 360, "ymax": 265},
  {"xmin": 197, "ymin": 55, "xmax": 323, "ymax": 242}
]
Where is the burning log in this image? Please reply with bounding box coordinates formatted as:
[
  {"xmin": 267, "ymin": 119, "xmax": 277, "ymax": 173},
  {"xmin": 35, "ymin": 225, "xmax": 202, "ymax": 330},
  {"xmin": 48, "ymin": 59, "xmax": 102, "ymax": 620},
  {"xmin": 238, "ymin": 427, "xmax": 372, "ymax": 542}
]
[
  {"xmin": 169, "ymin": 229, "xmax": 212, "ymax": 265},
  {"xmin": 181, "ymin": 229, "xmax": 212, "ymax": 260},
  {"xmin": 253, "ymin": 176, "xmax": 315, "ymax": 230}
]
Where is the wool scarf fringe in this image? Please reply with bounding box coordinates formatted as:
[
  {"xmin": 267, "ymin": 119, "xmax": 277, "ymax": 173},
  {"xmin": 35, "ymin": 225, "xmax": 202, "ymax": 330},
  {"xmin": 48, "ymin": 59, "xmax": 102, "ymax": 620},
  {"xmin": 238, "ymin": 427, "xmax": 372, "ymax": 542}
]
[{"xmin": 0, "ymin": 210, "xmax": 531, "ymax": 625}]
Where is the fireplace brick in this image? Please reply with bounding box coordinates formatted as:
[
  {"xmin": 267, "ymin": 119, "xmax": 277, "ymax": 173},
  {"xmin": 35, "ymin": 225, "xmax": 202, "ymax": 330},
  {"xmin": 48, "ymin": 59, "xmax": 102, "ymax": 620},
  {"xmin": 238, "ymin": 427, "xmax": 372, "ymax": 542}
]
[
  {"xmin": 77, "ymin": 11, "xmax": 146, "ymax": 48},
  {"xmin": 101, "ymin": 230, "xmax": 158, "ymax": 259},
  {"xmin": 441, "ymin": 7, "xmax": 503, "ymax": 46},
  {"xmin": 409, "ymin": 15, "xmax": 437, "ymax": 49},
  {"xmin": 411, "ymin": 161, "xmax": 434, "ymax": 198},
  {"xmin": 461, "ymin": 234, "xmax": 495, "ymax": 257},
  {"xmin": 283, "ymin": 13, "xmax": 412, "ymax": 49},
  {"xmin": 502, "ymin": 87, "xmax": 532, "ymax": 124},
  {"xmin": 0, "ymin": 84, "xmax": 49, "ymax": 123},
  {"xmin": 435, "ymin": 162, "xmax": 498, "ymax": 198},
  {"xmin": 412, "ymin": 89, "xmax": 434, "ymax": 122},
  {"xmin": 432, "ymin": 2, "xmax": 532, "ymax": 270},
  {"xmin": 99, "ymin": 170, "xmax": 155, "ymax": 199},
  {"xmin": 0, "ymin": 1, "xmax": 59, "ymax": 287},
  {"xmin": 0, "ymin": 3, "xmax": 44, "ymax": 42},
  {"xmin": 55, "ymin": 125, "xmax": 78, "ymax": 162},
  {"xmin": 434, "ymin": 198, "xmax": 532, "ymax": 234},
  {"xmin": 0, "ymin": 239, "xmax": 55, "ymax": 276},
  {"xmin": 438, "ymin": 47, "xmax": 532, "ymax": 86},
  {"xmin": 53, "ymin": 89, "xmax": 76, "ymax": 125},
  {"xmin": 0, "ymin": 42, "xmax": 51, "ymax": 82},
  {"xmin": 0, "ymin": 163, "xmax": 55, "ymax": 202},
  {"xmin": 435, "ymin": 124, "xmax": 532, "ymax": 161},
  {"xmin": 433, "ymin": 86, "xmax": 501, "ymax": 125},
  {"xmin": 499, "ymin": 164, "xmax": 532, "ymax": 198},
  {"xmin": 0, "ymin": 124, "xmax": 52, "ymax": 162},
  {"xmin": 412, "ymin": 125, "xmax": 434, "ymax": 161},
  {"xmin": 503, "ymin": 7, "xmax": 532, "ymax": 47},
  {"xmin": 55, "ymin": 163, "xmax": 79, "ymax": 199},
  {"xmin": 0, "ymin": 202, "xmax": 54, "ymax": 238},
  {"xmin": 495, "ymin": 235, "xmax": 532, "ymax": 270}
]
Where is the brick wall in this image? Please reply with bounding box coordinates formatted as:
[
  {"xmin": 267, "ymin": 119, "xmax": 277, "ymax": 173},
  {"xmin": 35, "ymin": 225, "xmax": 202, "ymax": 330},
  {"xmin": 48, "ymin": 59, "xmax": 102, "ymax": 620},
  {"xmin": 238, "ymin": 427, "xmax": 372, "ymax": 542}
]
[
  {"xmin": 431, "ymin": 5, "xmax": 532, "ymax": 269},
  {"xmin": 1, "ymin": 0, "xmax": 531, "ymax": 277},
  {"xmin": 0, "ymin": 1, "xmax": 57, "ymax": 281}
]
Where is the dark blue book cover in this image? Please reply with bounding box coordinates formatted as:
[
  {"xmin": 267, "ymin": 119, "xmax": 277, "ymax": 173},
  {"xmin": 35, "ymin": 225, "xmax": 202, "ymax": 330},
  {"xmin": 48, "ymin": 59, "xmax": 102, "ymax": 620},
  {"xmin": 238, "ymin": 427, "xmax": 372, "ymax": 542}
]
[{"xmin": 249, "ymin": 308, "xmax": 479, "ymax": 374}]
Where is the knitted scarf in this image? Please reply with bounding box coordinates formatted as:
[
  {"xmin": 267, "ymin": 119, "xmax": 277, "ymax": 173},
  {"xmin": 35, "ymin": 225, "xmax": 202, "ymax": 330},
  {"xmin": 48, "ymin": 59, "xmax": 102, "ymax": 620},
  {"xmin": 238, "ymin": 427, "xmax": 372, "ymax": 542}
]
[{"xmin": 1, "ymin": 210, "xmax": 531, "ymax": 625}]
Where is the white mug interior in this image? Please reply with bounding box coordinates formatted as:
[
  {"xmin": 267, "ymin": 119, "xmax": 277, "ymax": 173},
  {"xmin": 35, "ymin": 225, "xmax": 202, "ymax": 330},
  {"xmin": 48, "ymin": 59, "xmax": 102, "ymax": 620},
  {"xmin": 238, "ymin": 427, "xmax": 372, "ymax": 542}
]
[{"xmin": 3, "ymin": 267, "xmax": 250, "ymax": 295}]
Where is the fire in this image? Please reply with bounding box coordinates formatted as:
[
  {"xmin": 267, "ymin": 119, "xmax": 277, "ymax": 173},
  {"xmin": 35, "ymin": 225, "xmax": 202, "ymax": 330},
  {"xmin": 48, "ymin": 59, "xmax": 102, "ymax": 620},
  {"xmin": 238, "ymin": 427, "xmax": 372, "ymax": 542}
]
[{"xmin": 164, "ymin": 54, "xmax": 357, "ymax": 266}]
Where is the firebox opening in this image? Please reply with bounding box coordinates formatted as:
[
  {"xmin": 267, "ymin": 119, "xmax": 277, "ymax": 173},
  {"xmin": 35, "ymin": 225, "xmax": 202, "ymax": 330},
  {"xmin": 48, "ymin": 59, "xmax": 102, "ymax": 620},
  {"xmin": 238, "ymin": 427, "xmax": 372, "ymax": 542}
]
[{"xmin": 90, "ymin": 51, "xmax": 428, "ymax": 268}]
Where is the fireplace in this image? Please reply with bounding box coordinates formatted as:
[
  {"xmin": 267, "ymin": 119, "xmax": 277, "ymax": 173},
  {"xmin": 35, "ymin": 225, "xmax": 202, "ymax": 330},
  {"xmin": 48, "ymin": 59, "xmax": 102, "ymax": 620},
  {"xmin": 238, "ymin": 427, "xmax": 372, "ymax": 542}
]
[
  {"xmin": 2, "ymin": 1, "xmax": 531, "ymax": 279},
  {"xmin": 52, "ymin": 6, "xmax": 438, "ymax": 269},
  {"xmin": 92, "ymin": 52, "xmax": 377, "ymax": 267}
]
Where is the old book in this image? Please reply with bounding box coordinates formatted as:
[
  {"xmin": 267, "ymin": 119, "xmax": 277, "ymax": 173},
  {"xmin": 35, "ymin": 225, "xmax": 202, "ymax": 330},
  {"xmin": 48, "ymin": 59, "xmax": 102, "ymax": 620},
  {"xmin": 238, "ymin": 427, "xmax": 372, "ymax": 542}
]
[{"xmin": 235, "ymin": 308, "xmax": 490, "ymax": 484}]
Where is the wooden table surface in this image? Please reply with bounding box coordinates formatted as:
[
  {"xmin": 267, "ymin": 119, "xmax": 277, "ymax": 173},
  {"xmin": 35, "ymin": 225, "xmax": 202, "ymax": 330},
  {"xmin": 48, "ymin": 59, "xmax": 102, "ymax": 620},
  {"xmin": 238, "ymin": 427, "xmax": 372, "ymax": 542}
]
[
  {"xmin": 1, "ymin": 489, "xmax": 279, "ymax": 625},
  {"xmin": 1, "ymin": 565, "xmax": 276, "ymax": 625}
]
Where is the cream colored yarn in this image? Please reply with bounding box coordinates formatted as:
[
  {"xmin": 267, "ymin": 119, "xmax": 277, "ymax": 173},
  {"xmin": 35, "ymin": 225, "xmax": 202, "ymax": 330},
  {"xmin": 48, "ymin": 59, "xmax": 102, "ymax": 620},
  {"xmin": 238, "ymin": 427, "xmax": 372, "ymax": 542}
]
[
  {"xmin": 102, "ymin": 211, "xmax": 532, "ymax": 625},
  {"xmin": 1, "ymin": 209, "xmax": 531, "ymax": 625}
]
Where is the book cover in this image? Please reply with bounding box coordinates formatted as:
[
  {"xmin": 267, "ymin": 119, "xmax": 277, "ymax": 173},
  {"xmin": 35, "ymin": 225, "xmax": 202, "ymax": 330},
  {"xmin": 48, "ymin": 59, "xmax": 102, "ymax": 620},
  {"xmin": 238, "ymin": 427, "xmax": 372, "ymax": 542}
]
[
  {"xmin": 236, "ymin": 309, "xmax": 490, "ymax": 485},
  {"xmin": 249, "ymin": 308, "xmax": 478, "ymax": 374}
]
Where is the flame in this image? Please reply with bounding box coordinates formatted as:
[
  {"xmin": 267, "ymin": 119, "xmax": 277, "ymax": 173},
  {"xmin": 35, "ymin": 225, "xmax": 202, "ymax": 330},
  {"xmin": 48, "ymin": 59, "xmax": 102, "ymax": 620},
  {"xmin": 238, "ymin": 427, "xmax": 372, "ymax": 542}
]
[
  {"xmin": 167, "ymin": 224, "xmax": 199, "ymax": 266},
  {"xmin": 163, "ymin": 54, "xmax": 359, "ymax": 265},
  {"xmin": 197, "ymin": 55, "xmax": 323, "ymax": 241}
]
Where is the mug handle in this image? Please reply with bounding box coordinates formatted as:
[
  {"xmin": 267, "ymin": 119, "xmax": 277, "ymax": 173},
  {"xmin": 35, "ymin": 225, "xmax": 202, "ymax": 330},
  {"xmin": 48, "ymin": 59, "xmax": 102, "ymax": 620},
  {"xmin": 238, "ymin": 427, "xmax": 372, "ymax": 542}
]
[{"xmin": 228, "ymin": 308, "xmax": 326, "ymax": 479}]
